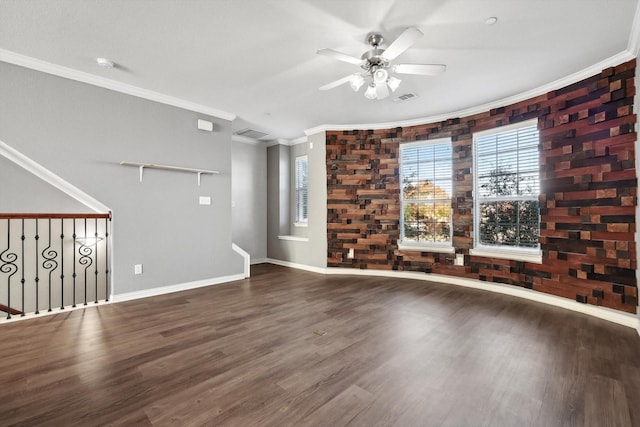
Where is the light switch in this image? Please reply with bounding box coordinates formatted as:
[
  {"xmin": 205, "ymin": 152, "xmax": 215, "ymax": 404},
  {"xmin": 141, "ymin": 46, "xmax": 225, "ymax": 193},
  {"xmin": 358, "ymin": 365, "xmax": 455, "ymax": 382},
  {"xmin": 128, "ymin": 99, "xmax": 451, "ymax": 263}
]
[{"xmin": 199, "ymin": 196, "xmax": 211, "ymax": 205}]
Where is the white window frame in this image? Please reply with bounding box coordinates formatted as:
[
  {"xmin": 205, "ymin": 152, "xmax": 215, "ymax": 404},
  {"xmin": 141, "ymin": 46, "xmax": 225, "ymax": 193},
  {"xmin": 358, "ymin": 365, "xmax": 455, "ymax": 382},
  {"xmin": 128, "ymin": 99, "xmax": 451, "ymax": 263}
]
[
  {"xmin": 294, "ymin": 155, "xmax": 308, "ymax": 226},
  {"xmin": 399, "ymin": 138, "xmax": 454, "ymax": 253},
  {"xmin": 470, "ymin": 119, "xmax": 542, "ymax": 263}
]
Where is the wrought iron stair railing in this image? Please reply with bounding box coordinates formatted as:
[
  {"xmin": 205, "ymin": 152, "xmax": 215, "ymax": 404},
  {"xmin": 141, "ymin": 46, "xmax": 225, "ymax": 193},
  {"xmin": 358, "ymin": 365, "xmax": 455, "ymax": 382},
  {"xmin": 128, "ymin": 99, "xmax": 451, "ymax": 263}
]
[{"xmin": 0, "ymin": 213, "xmax": 111, "ymax": 320}]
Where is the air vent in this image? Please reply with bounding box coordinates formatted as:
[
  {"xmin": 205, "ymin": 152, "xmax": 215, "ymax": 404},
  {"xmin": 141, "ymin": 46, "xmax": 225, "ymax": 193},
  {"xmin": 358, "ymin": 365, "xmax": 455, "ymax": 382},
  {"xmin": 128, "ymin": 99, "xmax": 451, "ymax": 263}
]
[
  {"xmin": 234, "ymin": 128, "xmax": 269, "ymax": 139},
  {"xmin": 393, "ymin": 92, "xmax": 418, "ymax": 102}
]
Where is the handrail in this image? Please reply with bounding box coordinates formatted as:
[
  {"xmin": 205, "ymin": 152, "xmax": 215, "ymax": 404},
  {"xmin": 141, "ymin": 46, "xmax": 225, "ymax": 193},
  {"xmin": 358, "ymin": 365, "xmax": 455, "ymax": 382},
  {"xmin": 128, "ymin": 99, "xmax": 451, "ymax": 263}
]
[
  {"xmin": 0, "ymin": 213, "xmax": 111, "ymax": 219},
  {"xmin": 0, "ymin": 214, "xmax": 111, "ymax": 320},
  {"xmin": 0, "ymin": 304, "xmax": 22, "ymax": 316}
]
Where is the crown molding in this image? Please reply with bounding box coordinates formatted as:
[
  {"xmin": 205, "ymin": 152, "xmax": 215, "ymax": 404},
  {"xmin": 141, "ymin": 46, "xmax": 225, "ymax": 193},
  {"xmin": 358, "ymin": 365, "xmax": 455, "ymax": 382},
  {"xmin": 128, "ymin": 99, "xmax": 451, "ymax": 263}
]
[
  {"xmin": 0, "ymin": 49, "xmax": 236, "ymax": 122},
  {"xmin": 263, "ymin": 138, "xmax": 300, "ymax": 147},
  {"xmin": 290, "ymin": 135, "xmax": 308, "ymax": 145},
  {"xmin": 304, "ymin": 50, "xmax": 635, "ymax": 136},
  {"xmin": 628, "ymin": 0, "xmax": 640, "ymax": 56}
]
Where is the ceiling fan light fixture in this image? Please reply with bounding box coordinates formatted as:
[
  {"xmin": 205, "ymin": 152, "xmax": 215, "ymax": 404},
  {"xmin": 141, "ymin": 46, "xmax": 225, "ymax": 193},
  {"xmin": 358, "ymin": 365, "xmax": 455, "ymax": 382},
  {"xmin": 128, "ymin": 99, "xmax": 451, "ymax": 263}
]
[
  {"xmin": 375, "ymin": 82, "xmax": 390, "ymax": 99},
  {"xmin": 317, "ymin": 27, "xmax": 445, "ymax": 100},
  {"xmin": 364, "ymin": 84, "xmax": 377, "ymax": 99},
  {"xmin": 349, "ymin": 74, "xmax": 365, "ymax": 91},
  {"xmin": 387, "ymin": 76, "xmax": 401, "ymax": 92},
  {"xmin": 373, "ymin": 68, "xmax": 388, "ymax": 84}
]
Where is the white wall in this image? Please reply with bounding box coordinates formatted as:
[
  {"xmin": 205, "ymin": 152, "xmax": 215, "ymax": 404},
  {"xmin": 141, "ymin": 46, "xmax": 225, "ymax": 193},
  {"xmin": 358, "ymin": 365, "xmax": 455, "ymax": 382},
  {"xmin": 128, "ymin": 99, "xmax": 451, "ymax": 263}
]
[{"xmin": 0, "ymin": 62, "xmax": 244, "ymax": 296}]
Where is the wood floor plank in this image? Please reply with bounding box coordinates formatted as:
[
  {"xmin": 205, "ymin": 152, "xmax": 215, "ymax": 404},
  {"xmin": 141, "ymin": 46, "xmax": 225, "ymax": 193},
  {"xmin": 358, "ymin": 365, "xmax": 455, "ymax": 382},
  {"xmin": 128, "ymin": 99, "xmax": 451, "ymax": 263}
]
[{"xmin": 0, "ymin": 263, "xmax": 638, "ymax": 426}]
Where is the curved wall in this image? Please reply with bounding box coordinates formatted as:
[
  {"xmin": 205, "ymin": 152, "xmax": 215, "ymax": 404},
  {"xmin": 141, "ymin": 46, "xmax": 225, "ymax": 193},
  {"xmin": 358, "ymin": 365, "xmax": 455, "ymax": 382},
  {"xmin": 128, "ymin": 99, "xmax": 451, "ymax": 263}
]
[{"xmin": 326, "ymin": 58, "xmax": 637, "ymax": 314}]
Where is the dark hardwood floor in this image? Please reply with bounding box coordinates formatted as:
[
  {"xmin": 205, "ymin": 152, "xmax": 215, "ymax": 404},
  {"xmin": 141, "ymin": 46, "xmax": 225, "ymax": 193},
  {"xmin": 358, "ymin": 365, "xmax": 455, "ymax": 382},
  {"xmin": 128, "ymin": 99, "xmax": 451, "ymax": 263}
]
[{"xmin": 0, "ymin": 263, "xmax": 639, "ymax": 426}]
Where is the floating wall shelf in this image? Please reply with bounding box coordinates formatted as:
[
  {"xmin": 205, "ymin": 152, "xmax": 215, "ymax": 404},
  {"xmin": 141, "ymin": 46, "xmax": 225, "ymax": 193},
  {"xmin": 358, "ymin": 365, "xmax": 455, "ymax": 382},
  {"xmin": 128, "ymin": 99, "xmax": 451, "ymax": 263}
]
[{"xmin": 119, "ymin": 161, "xmax": 220, "ymax": 185}]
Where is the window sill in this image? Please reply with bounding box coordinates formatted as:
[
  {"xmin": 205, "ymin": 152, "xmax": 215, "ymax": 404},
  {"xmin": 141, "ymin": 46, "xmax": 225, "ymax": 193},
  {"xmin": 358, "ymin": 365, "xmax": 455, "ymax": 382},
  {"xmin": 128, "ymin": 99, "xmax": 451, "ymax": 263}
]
[
  {"xmin": 470, "ymin": 247, "xmax": 542, "ymax": 264},
  {"xmin": 293, "ymin": 222, "xmax": 308, "ymax": 228},
  {"xmin": 278, "ymin": 235, "xmax": 309, "ymax": 242},
  {"xmin": 398, "ymin": 243, "xmax": 455, "ymax": 254}
]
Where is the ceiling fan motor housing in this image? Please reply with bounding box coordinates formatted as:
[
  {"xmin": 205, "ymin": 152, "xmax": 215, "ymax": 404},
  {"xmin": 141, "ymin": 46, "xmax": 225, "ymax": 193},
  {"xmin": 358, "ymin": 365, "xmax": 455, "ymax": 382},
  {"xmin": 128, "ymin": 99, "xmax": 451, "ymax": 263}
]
[{"xmin": 361, "ymin": 48, "xmax": 388, "ymax": 71}]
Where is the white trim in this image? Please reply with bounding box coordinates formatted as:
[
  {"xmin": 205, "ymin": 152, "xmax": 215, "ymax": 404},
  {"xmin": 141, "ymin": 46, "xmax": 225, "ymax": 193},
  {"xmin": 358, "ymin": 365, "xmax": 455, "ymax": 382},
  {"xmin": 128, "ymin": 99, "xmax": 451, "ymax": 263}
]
[
  {"xmin": 470, "ymin": 247, "xmax": 543, "ymax": 264},
  {"xmin": 628, "ymin": 0, "xmax": 640, "ymax": 56},
  {"xmin": 0, "ymin": 49, "xmax": 236, "ymax": 121},
  {"xmin": 110, "ymin": 273, "xmax": 245, "ymax": 303},
  {"xmin": 232, "ymin": 243, "xmax": 250, "ymax": 278},
  {"xmin": 472, "ymin": 120, "xmax": 541, "ymax": 261},
  {"xmin": 250, "ymin": 257, "xmax": 268, "ymax": 265},
  {"xmin": 262, "ymin": 262, "xmax": 636, "ymax": 329},
  {"xmin": 401, "ymin": 137, "xmax": 451, "ymax": 148},
  {"xmin": 277, "ymin": 235, "xmax": 309, "ymax": 242},
  {"xmin": 304, "ymin": 51, "xmax": 635, "ymax": 137},
  {"xmin": 0, "ymin": 300, "xmax": 110, "ymax": 324},
  {"xmin": 0, "ymin": 139, "xmax": 111, "ymax": 213},
  {"xmin": 291, "ymin": 135, "xmax": 308, "ymax": 145},
  {"xmin": 397, "ymin": 244, "xmax": 455, "ymax": 254},
  {"xmin": 399, "ymin": 137, "xmax": 454, "ymax": 246},
  {"xmin": 473, "ymin": 118, "xmax": 538, "ymax": 138},
  {"xmin": 265, "ymin": 258, "xmax": 326, "ymax": 274},
  {"xmin": 293, "ymin": 222, "xmax": 309, "ymax": 228}
]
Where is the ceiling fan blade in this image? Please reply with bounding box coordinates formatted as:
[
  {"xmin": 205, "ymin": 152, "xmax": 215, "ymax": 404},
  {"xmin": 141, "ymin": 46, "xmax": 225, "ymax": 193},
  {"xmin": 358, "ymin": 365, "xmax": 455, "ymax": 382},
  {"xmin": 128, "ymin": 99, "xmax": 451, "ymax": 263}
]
[
  {"xmin": 319, "ymin": 74, "xmax": 357, "ymax": 91},
  {"xmin": 394, "ymin": 64, "xmax": 446, "ymax": 75},
  {"xmin": 381, "ymin": 27, "xmax": 423, "ymax": 61},
  {"xmin": 317, "ymin": 48, "xmax": 362, "ymax": 65}
]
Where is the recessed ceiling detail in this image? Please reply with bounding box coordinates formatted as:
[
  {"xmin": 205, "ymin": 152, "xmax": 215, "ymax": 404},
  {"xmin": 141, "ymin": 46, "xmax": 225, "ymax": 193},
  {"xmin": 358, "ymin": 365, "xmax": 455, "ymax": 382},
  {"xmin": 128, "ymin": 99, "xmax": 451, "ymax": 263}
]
[
  {"xmin": 234, "ymin": 128, "xmax": 269, "ymax": 140},
  {"xmin": 392, "ymin": 93, "xmax": 418, "ymax": 102}
]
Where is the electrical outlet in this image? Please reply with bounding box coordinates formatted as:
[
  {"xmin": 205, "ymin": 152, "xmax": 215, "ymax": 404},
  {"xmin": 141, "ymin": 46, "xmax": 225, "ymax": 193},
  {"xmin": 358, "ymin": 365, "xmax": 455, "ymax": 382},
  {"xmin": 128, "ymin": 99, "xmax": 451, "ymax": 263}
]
[
  {"xmin": 134, "ymin": 264, "xmax": 143, "ymax": 275},
  {"xmin": 347, "ymin": 248, "xmax": 354, "ymax": 259},
  {"xmin": 455, "ymin": 254, "xmax": 464, "ymax": 266}
]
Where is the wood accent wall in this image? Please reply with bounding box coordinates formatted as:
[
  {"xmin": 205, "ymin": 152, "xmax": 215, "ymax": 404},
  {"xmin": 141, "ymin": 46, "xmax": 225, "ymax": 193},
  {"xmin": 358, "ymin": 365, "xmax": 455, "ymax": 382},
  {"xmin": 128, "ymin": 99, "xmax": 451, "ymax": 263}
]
[{"xmin": 326, "ymin": 59, "xmax": 637, "ymax": 314}]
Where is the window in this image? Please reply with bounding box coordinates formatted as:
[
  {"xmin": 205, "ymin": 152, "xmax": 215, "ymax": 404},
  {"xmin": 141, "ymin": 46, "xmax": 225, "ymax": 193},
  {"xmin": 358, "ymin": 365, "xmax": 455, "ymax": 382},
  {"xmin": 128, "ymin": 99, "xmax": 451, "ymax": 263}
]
[
  {"xmin": 473, "ymin": 120, "xmax": 540, "ymax": 255},
  {"xmin": 400, "ymin": 138, "xmax": 453, "ymax": 249},
  {"xmin": 295, "ymin": 155, "xmax": 308, "ymax": 224}
]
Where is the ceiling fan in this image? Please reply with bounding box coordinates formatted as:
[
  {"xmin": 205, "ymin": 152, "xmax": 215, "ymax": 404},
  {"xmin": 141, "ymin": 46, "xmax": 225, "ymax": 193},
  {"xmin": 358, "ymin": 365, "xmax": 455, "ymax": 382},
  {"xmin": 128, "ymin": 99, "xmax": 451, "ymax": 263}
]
[{"xmin": 317, "ymin": 27, "xmax": 446, "ymax": 100}]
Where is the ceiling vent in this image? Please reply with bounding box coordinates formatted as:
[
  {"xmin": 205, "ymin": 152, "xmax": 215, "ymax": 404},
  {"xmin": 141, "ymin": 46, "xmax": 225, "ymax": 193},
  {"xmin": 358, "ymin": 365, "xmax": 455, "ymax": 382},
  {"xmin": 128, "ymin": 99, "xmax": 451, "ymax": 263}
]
[
  {"xmin": 392, "ymin": 92, "xmax": 418, "ymax": 102},
  {"xmin": 234, "ymin": 128, "xmax": 269, "ymax": 139}
]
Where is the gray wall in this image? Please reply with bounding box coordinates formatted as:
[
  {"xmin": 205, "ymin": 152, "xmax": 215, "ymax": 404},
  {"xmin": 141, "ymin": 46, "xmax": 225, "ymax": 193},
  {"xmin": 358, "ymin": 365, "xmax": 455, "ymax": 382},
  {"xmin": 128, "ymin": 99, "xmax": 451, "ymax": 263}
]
[
  {"xmin": 0, "ymin": 155, "xmax": 92, "ymax": 212},
  {"xmin": 266, "ymin": 133, "xmax": 326, "ymax": 268},
  {"xmin": 0, "ymin": 62, "xmax": 243, "ymax": 295},
  {"xmin": 266, "ymin": 144, "xmax": 289, "ymax": 244},
  {"xmin": 231, "ymin": 141, "xmax": 267, "ymax": 261}
]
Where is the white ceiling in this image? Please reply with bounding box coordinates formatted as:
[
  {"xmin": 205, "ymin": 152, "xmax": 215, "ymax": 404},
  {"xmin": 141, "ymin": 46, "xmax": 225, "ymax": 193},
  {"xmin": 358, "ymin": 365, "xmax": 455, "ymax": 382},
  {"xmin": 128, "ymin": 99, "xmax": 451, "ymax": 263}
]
[{"xmin": 1, "ymin": 0, "xmax": 638, "ymax": 142}]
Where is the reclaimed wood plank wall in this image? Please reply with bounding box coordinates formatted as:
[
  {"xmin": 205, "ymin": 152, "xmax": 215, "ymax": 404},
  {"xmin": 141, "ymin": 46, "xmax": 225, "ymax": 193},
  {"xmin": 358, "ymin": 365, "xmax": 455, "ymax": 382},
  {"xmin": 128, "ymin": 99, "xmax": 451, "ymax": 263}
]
[{"xmin": 326, "ymin": 59, "xmax": 637, "ymax": 313}]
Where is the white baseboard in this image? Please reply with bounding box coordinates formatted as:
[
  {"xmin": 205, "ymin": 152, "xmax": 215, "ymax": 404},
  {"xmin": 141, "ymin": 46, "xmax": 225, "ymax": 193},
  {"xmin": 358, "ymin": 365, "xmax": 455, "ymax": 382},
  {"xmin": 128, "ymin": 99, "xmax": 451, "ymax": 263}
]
[
  {"xmin": 0, "ymin": 300, "xmax": 110, "ymax": 324},
  {"xmin": 231, "ymin": 243, "xmax": 250, "ymax": 278},
  {"xmin": 111, "ymin": 273, "xmax": 246, "ymax": 303},
  {"xmin": 264, "ymin": 261, "xmax": 639, "ymax": 330},
  {"xmin": 250, "ymin": 258, "xmax": 268, "ymax": 265},
  {"xmin": 265, "ymin": 258, "xmax": 326, "ymax": 274}
]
